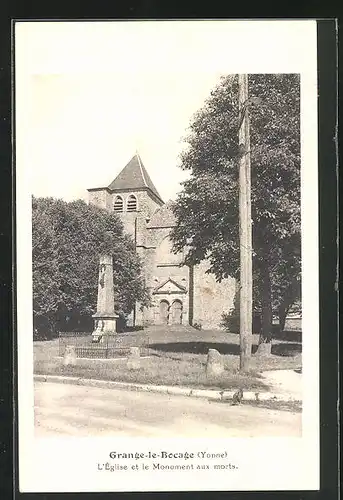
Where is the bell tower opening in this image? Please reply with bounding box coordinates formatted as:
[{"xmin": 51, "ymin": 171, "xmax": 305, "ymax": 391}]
[
  {"xmin": 127, "ymin": 194, "xmax": 138, "ymax": 212},
  {"xmin": 113, "ymin": 195, "xmax": 124, "ymax": 212}
]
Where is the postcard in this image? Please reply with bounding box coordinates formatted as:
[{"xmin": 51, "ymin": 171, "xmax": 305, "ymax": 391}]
[{"xmin": 15, "ymin": 19, "xmax": 319, "ymax": 492}]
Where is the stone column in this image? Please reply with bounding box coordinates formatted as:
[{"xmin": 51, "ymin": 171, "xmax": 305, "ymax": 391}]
[{"xmin": 92, "ymin": 254, "xmax": 118, "ymax": 342}]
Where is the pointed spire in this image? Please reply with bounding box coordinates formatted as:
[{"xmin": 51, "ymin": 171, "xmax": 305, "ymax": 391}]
[{"xmin": 108, "ymin": 153, "xmax": 164, "ymax": 204}]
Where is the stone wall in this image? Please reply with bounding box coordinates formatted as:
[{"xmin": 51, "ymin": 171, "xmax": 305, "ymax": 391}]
[
  {"xmin": 135, "ymin": 212, "xmax": 236, "ymax": 329},
  {"xmin": 193, "ymin": 260, "xmax": 236, "ymax": 330},
  {"xmin": 114, "ymin": 190, "xmax": 162, "ymax": 241},
  {"xmin": 88, "ymin": 189, "xmax": 112, "ymax": 211},
  {"xmin": 89, "ymin": 187, "xmax": 162, "ymax": 240}
]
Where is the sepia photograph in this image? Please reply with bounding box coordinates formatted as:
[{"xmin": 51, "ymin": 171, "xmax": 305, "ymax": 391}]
[{"xmin": 15, "ymin": 20, "xmax": 319, "ymax": 492}]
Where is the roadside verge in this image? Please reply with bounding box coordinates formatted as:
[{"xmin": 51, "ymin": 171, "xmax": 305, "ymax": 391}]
[{"xmin": 34, "ymin": 373, "xmax": 302, "ymax": 403}]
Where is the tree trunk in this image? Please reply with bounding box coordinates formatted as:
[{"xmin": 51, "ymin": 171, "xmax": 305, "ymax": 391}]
[
  {"xmin": 279, "ymin": 302, "xmax": 291, "ymax": 332},
  {"xmin": 278, "ymin": 278, "xmax": 300, "ymax": 332},
  {"xmin": 279, "ymin": 303, "xmax": 287, "ymax": 332},
  {"xmin": 256, "ymin": 264, "xmax": 273, "ymax": 355}
]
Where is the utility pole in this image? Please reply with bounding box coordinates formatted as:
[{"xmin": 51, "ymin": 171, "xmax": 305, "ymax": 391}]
[{"xmin": 238, "ymin": 74, "xmax": 253, "ymax": 372}]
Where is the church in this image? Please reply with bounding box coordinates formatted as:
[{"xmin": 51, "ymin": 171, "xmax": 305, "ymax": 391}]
[{"xmin": 88, "ymin": 154, "xmax": 235, "ymax": 330}]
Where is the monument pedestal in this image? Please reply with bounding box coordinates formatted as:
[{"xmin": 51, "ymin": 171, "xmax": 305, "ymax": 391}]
[
  {"xmin": 92, "ymin": 313, "xmax": 119, "ymax": 342},
  {"xmin": 91, "ymin": 253, "xmax": 119, "ymax": 343}
]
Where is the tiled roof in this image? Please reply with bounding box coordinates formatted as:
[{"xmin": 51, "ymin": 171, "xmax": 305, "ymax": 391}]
[{"xmin": 108, "ymin": 154, "xmax": 163, "ymax": 203}]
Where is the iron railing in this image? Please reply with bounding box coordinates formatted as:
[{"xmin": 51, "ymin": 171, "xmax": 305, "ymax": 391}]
[{"xmin": 58, "ymin": 331, "xmax": 150, "ymax": 358}]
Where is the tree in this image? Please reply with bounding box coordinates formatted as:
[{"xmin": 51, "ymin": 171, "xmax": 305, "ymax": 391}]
[
  {"xmin": 32, "ymin": 197, "xmax": 149, "ymax": 335},
  {"xmin": 170, "ymin": 74, "xmax": 301, "ymax": 348}
]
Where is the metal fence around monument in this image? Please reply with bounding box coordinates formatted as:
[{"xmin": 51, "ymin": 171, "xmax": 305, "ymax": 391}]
[{"xmin": 58, "ymin": 331, "xmax": 150, "ymax": 359}]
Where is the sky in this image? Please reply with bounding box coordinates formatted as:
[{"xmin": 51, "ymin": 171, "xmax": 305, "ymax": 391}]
[{"xmin": 15, "ymin": 20, "xmax": 317, "ymax": 203}]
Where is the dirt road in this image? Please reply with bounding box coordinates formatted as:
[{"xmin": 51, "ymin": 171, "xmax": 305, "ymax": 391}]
[{"xmin": 34, "ymin": 381, "xmax": 301, "ymax": 438}]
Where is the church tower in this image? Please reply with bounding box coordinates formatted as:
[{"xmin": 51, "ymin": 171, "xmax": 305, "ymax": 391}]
[{"xmin": 88, "ymin": 153, "xmax": 164, "ymax": 243}]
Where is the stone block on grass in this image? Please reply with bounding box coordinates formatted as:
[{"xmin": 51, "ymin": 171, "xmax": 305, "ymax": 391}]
[
  {"xmin": 206, "ymin": 348, "xmax": 224, "ymax": 378},
  {"xmin": 63, "ymin": 345, "xmax": 77, "ymax": 366},
  {"xmin": 127, "ymin": 347, "xmax": 141, "ymax": 370}
]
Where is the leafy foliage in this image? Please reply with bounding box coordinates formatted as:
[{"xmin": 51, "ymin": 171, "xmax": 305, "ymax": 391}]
[
  {"xmin": 32, "ymin": 197, "xmax": 149, "ymax": 334},
  {"xmin": 170, "ymin": 74, "xmax": 301, "ymax": 339}
]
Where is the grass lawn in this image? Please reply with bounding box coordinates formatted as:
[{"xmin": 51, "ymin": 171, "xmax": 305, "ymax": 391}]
[{"xmin": 34, "ymin": 326, "xmax": 302, "ymax": 392}]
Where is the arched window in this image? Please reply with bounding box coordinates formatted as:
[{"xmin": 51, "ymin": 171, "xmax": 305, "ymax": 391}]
[
  {"xmin": 127, "ymin": 194, "xmax": 137, "ymax": 212},
  {"xmin": 113, "ymin": 195, "xmax": 123, "ymax": 212}
]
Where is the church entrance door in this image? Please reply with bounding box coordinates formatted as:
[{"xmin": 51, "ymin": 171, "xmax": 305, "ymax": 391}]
[
  {"xmin": 159, "ymin": 300, "xmax": 170, "ymax": 325},
  {"xmin": 170, "ymin": 300, "xmax": 183, "ymax": 325}
]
